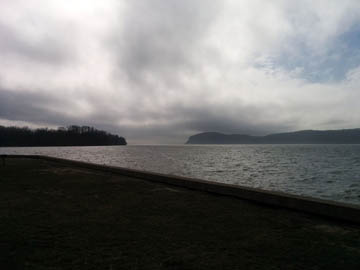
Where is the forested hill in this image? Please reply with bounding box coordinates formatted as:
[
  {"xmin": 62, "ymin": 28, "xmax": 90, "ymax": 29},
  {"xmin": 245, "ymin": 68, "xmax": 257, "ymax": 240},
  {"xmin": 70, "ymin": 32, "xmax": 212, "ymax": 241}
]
[
  {"xmin": 186, "ymin": 129, "xmax": 360, "ymax": 144},
  {"xmin": 0, "ymin": 125, "xmax": 127, "ymax": 147}
]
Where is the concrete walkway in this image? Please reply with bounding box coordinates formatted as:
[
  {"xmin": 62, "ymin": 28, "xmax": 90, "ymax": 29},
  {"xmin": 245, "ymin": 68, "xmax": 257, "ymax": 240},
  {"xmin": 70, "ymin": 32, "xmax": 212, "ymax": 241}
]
[{"xmin": 1, "ymin": 157, "xmax": 359, "ymax": 269}]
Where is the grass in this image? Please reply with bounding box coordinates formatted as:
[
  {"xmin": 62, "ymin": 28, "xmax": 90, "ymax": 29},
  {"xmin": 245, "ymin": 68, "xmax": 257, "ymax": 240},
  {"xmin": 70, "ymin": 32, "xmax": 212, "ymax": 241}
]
[{"xmin": 0, "ymin": 158, "xmax": 359, "ymax": 269}]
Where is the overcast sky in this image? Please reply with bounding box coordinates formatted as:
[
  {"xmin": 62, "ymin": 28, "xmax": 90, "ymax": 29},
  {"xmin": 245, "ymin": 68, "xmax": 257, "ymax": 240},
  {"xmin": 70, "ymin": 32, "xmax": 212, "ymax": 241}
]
[{"xmin": 1, "ymin": 0, "xmax": 360, "ymax": 144}]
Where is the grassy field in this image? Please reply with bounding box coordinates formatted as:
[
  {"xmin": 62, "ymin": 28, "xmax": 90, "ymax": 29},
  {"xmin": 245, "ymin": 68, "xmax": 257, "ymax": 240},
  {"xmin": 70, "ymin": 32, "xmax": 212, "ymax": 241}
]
[{"xmin": 0, "ymin": 157, "xmax": 359, "ymax": 269}]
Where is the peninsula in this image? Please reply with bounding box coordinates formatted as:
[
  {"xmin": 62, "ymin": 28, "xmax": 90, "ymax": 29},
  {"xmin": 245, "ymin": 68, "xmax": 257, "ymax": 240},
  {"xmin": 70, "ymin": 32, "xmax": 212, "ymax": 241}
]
[
  {"xmin": 186, "ymin": 128, "xmax": 360, "ymax": 144},
  {"xmin": 0, "ymin": 125, "xmax": 127, "ymax": 147}
]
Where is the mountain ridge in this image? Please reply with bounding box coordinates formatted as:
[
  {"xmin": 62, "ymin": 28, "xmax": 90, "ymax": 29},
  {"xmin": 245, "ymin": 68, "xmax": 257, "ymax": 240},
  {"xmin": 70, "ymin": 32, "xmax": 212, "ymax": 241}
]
[{"xmin": 186, "ymin": 128, "xmax": 360, "ymax": 144}]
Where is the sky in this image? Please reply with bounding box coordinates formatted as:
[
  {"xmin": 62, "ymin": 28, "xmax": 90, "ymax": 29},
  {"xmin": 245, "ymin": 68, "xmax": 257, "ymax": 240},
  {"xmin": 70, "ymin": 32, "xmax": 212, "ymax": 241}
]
[{"xmin": 1, "ymin": 0, "xmax": 360, "ymax": 144}]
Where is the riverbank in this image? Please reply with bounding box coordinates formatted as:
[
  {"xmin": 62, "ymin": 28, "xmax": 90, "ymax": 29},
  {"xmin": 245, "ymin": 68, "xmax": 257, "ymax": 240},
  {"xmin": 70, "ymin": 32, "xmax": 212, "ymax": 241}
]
[{"xmin": 1, "ymin": 157, "xmax": 359, "ymax": 269}]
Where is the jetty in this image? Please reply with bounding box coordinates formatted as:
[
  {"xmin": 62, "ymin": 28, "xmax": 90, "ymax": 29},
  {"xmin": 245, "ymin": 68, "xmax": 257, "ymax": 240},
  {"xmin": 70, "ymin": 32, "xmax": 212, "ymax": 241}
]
[{"xmin": 1, "ymin": 155, "xmax": 359, "ymax": 269}]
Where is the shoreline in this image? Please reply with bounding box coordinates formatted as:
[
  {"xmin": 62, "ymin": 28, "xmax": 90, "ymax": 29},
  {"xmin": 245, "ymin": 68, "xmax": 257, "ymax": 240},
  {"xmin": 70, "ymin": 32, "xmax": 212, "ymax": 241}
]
[
  {"xmin": 1, "ymin": 156, "xmax": 359, "ymax": 269},
  {"xmin": 2, "ymin": 154, "xmax": 360, "ymax": 224}
]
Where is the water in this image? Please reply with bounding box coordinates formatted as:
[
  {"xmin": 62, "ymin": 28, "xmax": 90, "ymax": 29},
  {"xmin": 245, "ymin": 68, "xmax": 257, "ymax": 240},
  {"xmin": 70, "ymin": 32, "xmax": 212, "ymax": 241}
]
[{"xmin": 1, "ymin": 144, "xmax": 360, "ymax": 205}]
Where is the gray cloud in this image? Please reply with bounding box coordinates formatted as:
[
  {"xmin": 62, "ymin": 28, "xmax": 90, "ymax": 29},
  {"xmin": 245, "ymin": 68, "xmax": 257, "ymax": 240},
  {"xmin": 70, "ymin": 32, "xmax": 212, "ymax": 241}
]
[
  {"xmin": 0, "ymin": 84, "xmax": 292, "ymax": 144},
  {"xmin": 0, "ymin": 86, "xmax": 76, "ymax": 126},
  {"xmin": 114, "ymin": 0, "xmax": 221, "ymax": 86},
  {"xmin": 1, "ymin": 1, "xmax": 360, "ymax": 144},
  {"xmin": 0, "ymin": 21, "xmax": 70, "ymax": 65}
]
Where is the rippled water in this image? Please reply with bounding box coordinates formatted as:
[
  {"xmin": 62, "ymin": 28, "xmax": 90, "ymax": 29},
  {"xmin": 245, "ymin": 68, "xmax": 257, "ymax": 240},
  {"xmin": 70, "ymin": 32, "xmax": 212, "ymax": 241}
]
[{"xmin": 1, "ymin": 144, "xmax": 360, "ymax": 205}]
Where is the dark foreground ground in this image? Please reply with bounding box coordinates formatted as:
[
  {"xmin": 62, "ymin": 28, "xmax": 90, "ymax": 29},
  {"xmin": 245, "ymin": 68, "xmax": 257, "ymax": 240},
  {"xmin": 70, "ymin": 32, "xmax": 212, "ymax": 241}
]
[{"xmin": 0, "ymin": 158, "xmax": 359, "ymax": 269}]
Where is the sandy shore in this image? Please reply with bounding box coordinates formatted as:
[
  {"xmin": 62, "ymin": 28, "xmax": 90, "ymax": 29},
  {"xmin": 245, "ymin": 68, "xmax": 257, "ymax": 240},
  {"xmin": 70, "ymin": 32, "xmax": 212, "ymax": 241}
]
[{"xmin": 1, "ymin": 157, "xmax": 359, "ymax": 269}]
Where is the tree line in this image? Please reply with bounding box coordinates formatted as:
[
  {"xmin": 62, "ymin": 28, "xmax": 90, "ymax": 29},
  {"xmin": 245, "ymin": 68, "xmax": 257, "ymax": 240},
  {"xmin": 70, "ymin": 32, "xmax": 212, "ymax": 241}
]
[{"xmin": 0, "ymin": 125, "xmax": 127, "ymax": 147}]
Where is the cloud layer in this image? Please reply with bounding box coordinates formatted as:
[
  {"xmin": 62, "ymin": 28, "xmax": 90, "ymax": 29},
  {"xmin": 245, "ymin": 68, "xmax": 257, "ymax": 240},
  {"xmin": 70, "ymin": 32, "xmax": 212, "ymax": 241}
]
[{"xmin": 1, "ymin": 0, "xmax": 360, "ymax": 143}]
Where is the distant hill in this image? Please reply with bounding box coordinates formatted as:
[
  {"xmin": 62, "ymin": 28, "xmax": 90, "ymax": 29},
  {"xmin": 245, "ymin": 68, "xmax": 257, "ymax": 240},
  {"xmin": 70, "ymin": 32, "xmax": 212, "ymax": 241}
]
[
  {"xmin": 186, "ymin": 129, "xmax": 360, "ymax": 144},
  {"xmin": 0, "ymin": 125, "xmax": 127, "ymax": 147}
]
